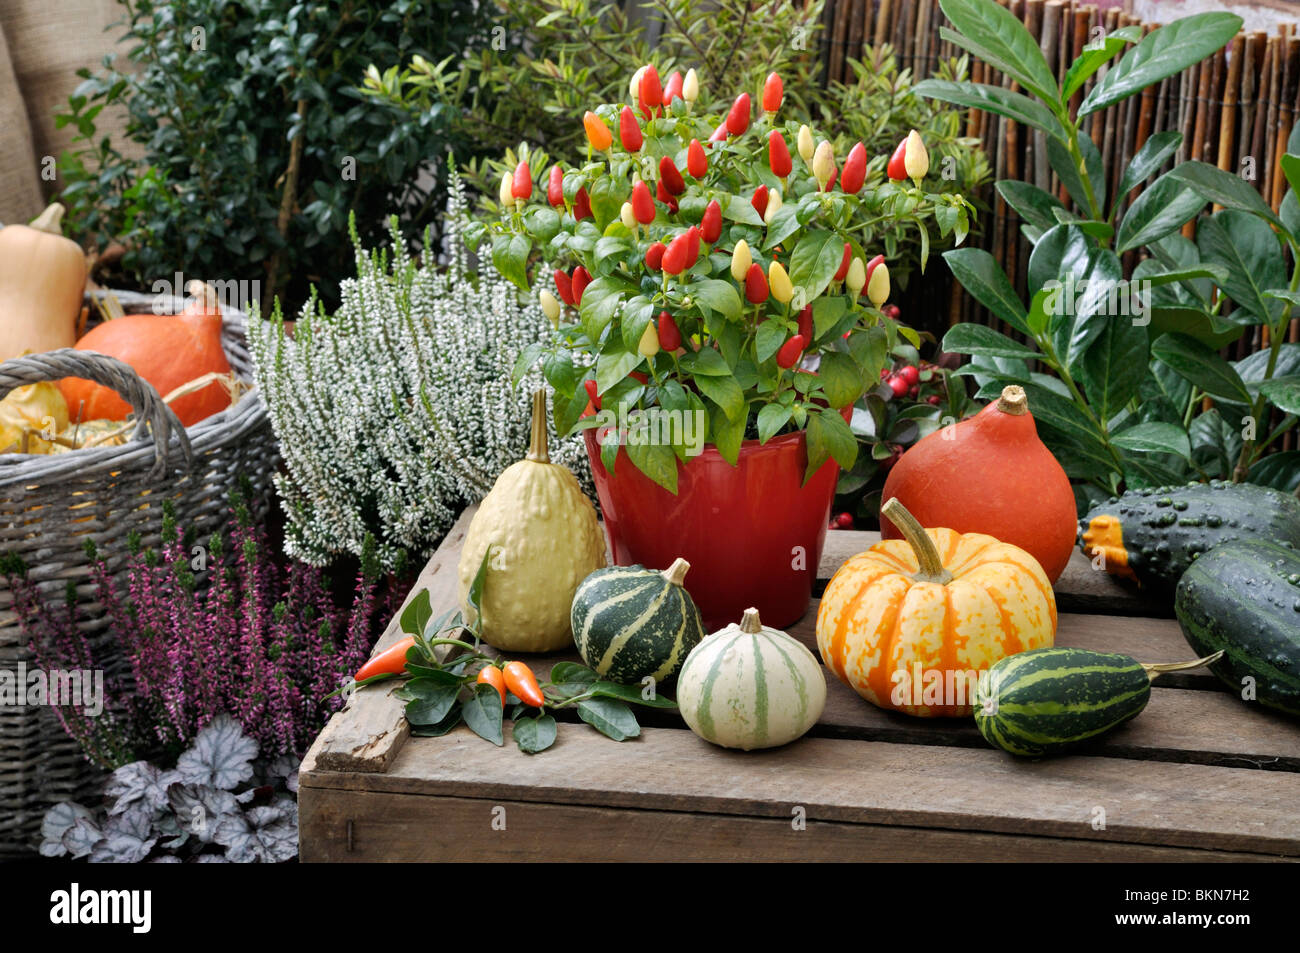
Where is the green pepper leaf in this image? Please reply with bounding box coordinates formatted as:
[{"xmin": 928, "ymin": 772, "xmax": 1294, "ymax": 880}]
[
  {"xmin": 491, "ymin": 232, "xmax": 531, "ymax": 292},
  {"xmin": 757, "ymin": 401, "xmax": 792, "ymax": 443},
  {"xmin": 462, "ymin": 683, "xmax": 505, "ymax": 746},
  {"xmin": 401, "ymin": 677, "xmax": 463, "ymax": 726},
  {"xmin": 576, "ymin": 697, "xmax": 640, "ymax": 741},
  {"xmin": 514, "ymin": 715, "xmax": 558, "ymax": 754},
  {"xmin": 398, "ymin": 589, "xmax": 432, "ymax": 638},
  {"xmin": 818, "ymin": 352, "xmax": 865, "ymax": 408},
  {"xmin": 587, "ymin": 680, "xmax": 679, "ymax": 709}
]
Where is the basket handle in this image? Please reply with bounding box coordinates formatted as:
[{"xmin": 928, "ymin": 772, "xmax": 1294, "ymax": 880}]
[{"xmin": 0, "ymin": 348, "xmax": 192, "ymax": 477}]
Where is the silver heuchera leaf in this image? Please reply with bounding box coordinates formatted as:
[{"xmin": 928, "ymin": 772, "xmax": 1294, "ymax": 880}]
[
  {"xmin": 40, "ymin": 802, "xmax": 95, "ymax": 857},
  {"xmin": 150, "ymin": 856, "xmax": 182, "ymax": 863},
  {"xmin": 106, "ymin": 761, "xmax": 178, "ymax": 815},
  {"xmin": 89, "ymin": 807, "xmax": 157, "ymax": 863},
  {"xmin": 261, "ymin": 754, "xmax": 300, "ymax": 793},
  {"xmin": 175, "ymin": 714, "xmax": 257, "ymax": 790},
  {"xmin": 61, "ymin": 817, "xmax": 104, "ymax": 859},
  {"xmin": 194, "ymin": 854, "xmax": 229, "ymax": 863},
  {"xmin": 213, "ymin": 805, "xmax": 298, "ymax": 863},
  {"xmin": 166, "ymin": 784, "xmax": 240, "ymax": 845}
]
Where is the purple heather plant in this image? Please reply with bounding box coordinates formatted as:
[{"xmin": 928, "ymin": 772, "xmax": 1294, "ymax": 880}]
[{"xmin": 2, "ymin": 483, "xmax": 405, "ymax": 769}]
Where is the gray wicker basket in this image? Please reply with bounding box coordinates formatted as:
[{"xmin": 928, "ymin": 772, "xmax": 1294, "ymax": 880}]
[{"xmin": 0, "ymin": 290, "xmax": 278, "ymax": 855}]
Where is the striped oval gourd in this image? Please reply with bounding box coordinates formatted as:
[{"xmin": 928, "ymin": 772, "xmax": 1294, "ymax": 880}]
[
  {"xmin": 571, "ymin": 558, "xmax": 704, "ymax": 684},
  {"xmin": 974, "ymin": 647, "xmax": 1220, "ymax": 757},
  {"xmin": 677, "ymin": 607, "xmax": 827, "ymax": 750},
  {"xmin": 817, "ymin": 498, "xmax": 1057, "ymax": 717}
]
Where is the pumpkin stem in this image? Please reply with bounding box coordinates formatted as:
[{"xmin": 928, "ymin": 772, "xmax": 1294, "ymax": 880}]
[
  {"xmin": 1141, "ymin": 650, "xmax": 1224, "ymax": 682},
  {"xmin": 880, "ymin": 497, "xmax": 952, "ymax": 585},
  {"xmin": 29, "ymin": 203, "xmax": 67, "ymax": 235},
  {"xmin": 525, "ymin": 388, "xmax": 549, "ymax": 463},
  {"xmin": 997, "ymin": 385, "xmax": 1028, "ymax": 416},
  {"xmin": 739, "ymin": 607, "xmax": 763, "ymax": 634},
  {"xmin": 661, "ymin": 557, "xmax": 690, "ymax": 587}
]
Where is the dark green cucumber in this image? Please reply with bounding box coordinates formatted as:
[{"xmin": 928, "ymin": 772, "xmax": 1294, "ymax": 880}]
[
  {"xmin": 1175, "ymin": 538, "xmax": 1300, "ymax": 717},
  {"xmin": 1079, "ymin": 480, "xmax": 1300, "ymax": 591}
]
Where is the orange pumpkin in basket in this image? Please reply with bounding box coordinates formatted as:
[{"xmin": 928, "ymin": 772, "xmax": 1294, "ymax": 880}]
[
  {"xmin": 816, "ymin": 498, "xmax": 1057, "ymax": 717},
  {"xmin": 60, "ymin": 282, "xmax": 232, "ymax": 427}
]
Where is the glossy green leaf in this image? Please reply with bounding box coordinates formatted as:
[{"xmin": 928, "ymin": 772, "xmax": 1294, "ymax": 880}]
[
  {"xmin": 1062, "ymin": 25, "xmax": 1143, "ymax": 100},
  {"xmin": 1195, "ymin": 211, "xmax": 1286, "ymax": 324},
  {"xmin": 399, "ymin": 588, "xmax": 432, "ymax": 638},
  {"xmin": 757, "ymin": 401, "xmax": 792, "ymax": 443},
  {"xmin": 942, "ymin": 323, "xmax": 1040, "ymax": 360},
  {"xmin": 1116, "ymin": 177, "xmax": 1205, "ymax": 252},
  {"xmin": 695, "ymin": 372, "xmax": 745, "ymax": 422},
  {"xmin": 818, "ymin": 352, "xmax": 864, "ymax": 408},
  {"xmin": 1168, "ymin": 160, "xmax": 1284, "ymax": 233},
  {"xmin": 788, "ymin": 229, "xmax": 846, "ymax": 303},
  {"xmin": 996, "ymin": 180, "xmax": 1066, "ymax": 231},
  {"xmin": 912, "ymin": 79, "xmax": 1064, "ymax": 139},
  {"xmin": 1110, "ymin": 421, "xmax": 1191, "ymax": 458},
  {"xmin": 1115, "ymin": 131, "xmax": 1183, "ymax": 205},
  {"xmin": 1248, "ymin": 451, "xmax": 1300, "ymax": 492},
  {"xmin": 514, "ymin": 714, "xmax": 557, "ymax": 754},
  {"xmin": 462, "ymin": 683, "xmax": 504, "ymax": 746},
  {"xmin": 1151, "ymin": 332, "xmax": 1252, "ymax": 404},
  {"xmin": 1079, "ymin": 13, "xmax": 1242, "ymax": 117},
  {"xmin": 942, "ymin": 247, "xmax": 1029, "ymax": 334},
  {"xmin": 1259, "ymin": 376, "xmax": 1300, "ymax": 416},
  {"xmin": 576, "ymin": 697, "xmax": 640, "ymax": 741},
  {"xmin": 1080, "ymin": 310, "xmax": 1149, "ymax": 422},
  {"xmin": 692, "ymin": 279, "xmax": 743, "ymax": 323},
  {"xmin": 625, "ymin": 438, "xmax": 679, "ymax": 493},
  {"xmin": 937, "ymin": 0, "xmax": 1060, "ymax": 103}
]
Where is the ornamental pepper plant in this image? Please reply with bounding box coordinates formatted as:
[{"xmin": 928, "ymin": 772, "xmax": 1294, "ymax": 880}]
[{"xmin": 490, "ymin": 69, "xmax": 975, "ymax": 489}]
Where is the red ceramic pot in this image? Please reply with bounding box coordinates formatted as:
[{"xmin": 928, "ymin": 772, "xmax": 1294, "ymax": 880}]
[{"xmin": 583, "ymin": 424, "xmax": 842, "ymax": 631}]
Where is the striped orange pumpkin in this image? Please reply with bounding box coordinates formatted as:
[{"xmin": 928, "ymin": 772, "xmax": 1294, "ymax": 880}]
[{"xmin": 816, "ymin": 498, "xmax": 1057, "ymax": 717}]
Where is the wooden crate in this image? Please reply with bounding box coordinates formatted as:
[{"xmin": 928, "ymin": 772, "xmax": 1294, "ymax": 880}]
[{"xmin": 299, "ymin": 508, "xmax": 1300, "ymax": 862}]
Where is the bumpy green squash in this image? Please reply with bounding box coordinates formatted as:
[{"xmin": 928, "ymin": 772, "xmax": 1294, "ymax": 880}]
[
  {"xmin": 457, "ymin": 390, "xmax": 606, "ymax": 652},
  {"xmin": 1079, "ymin": 480, "xmax": 1300, "ymax": 591},
  {"xmin": 1176, "ymin": 538, "xmax": 1300, "ymax": 717},
  {"xmin": 571, "ymin": 558, "xmax": 704, "ymax": 683}
]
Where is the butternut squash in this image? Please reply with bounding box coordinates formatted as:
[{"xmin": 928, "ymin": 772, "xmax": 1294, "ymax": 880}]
[{"xmin": 0, "ymin": 204, "xmax": 88, "ymax": 361}]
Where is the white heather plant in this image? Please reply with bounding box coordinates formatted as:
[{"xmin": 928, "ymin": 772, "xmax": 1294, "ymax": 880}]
[{"xmin": 248, "ymin": 173, "xmax": 591, "ymax": 570}]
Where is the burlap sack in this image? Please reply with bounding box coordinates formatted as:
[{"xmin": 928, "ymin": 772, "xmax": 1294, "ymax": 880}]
[{"xmin": 0, "ymin": 22, "xmax": 43, "ymax": 225}]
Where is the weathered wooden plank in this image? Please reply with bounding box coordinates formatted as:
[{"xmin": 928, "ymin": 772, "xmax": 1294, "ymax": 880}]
[
  {"xmin": 298, "ymin": 789, "xmax": 1292, "ymax": 863},
  {"xmin": 819, "ymin": 529, "xmax": 1168, "ymax": 616},
  {"xmin": 301, "ymin": 724, "xmax": 1300, "ymax": 856},
  {"xmin": 303, "ymin": 507, "xmax": 477, "ymax": 774}
]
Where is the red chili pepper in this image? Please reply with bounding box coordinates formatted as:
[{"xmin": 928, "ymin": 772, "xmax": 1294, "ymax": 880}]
[
  {"xmin": 840, "ymin": 142, "xmax": 867, "ymax": 194},
  {"xmin": 585, "ymin": 378, "xmax": 601, "ymax": 410},
  {"xmin": 619, "ymin": 105, "xmax": 643, "ymax": 152},
  {"xmin": 354, "ymin": 636, "xmax": 414, "ymax": 682},
  {"xmin": 476, "ymin": 665, "xmax": 506, "ymax": 708},
  {"xmin": 573, "ymin": 186, "xmax": 593, "ymax": 221},
  {"xmin": 645, "ymin": 241, "xmax": 667, "ymax": 271},
  {"xmin": 700, "ymin": 199, "xmax": 722, "ymax": 244},
  {"xmin": 797, "ymin": 304, "xmax": 813, "ymax": 342},
  {"xmin": 709, "ymin": 121, "xmax": 728, "ymax": 143},
  {"xmin": 554, "ymin": 269, "xmax": 574, "ymax": 306},
  {"xmin": 745, "ymin": 262, "xmax": 769, "ymax": 304},
  {"xmin": 639, "ymin": 65, "xmax": 662, "ymax": 115},
  {"xmin": 824, "ymin": 165, "xmax": 838, "ymax": 192},
  {"xmin": 687, "ymin": 138, "xmax": 707, "ymax": 178},
  {"xmin": 685, "ymin": 225, "xmax": 701, "ymax": 268},
  {"xmin": 503, "ymin": 661, "xmax": 545, "ymax": 709},
  {"xmin": 630, "ymin": 370, "xmax": 649, "ymax": 385},
  {"xmin": 659, "ymin": 156, "xmax": 686, "ymax": 196},
  {"xmin": 762, "ymin": 72, "xmax": 784, "ymax": 113},
  {"xmin": 663, "ymin": 70, "xmax": 683, "ymax": 105},
  {"xmin": 887, "ymin": 138, "xmax": 907, "ymax": 181},
  {"xmin": 833, "ymin": 242, "xmax": 852, "ymax": 281},
  {"xmin": 547, "ymin": 164, "xmax": 565, "ymax": 207},
  {"xmin": 769, "ymin": 130, "xmax": 792, "ymax": 178},
  {"xmin": 776, "ymin": 334, "xmax": 806, "ymax": 369},
  {"xmin": 571, "ymin": 266, "xmax": 592, "ymax": 306},
  {"xmin": 662, "ymin": 230, "xmax": 691, "ymax": 275},
  {"xmin": 751, "ymin": 185, "xmax": 769, "ymax": 219},
  {"xmin": 726, "ymin": 92, "xmax": 751, "ymax": 135},
  {"xmin": 657, "ymin": 311, "xmax": 682, "ymax": 351},
  {"xmin": 631, "ymin": 180, "xmax": 655, "ymax": 224},
  {"xmin": 655, "ymin": 178, "xmax": 678, "ymax": 213},
  {"xmin": 865, "ymin": 254, "xmax": 885, "ymax": 287},
  {"xmin": 512, "ymin": 160, "xmax": 532, "ymax": 200}
]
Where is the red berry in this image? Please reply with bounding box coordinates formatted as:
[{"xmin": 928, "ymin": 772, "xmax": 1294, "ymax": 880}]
[
  {"xmin": 834, "ymin": 511, "xmax": 854, "ymax": 529},
  {"xmin": 908, "ymin": 384, "xmax": 919, "ymax": 398},
  {"xmin": 898, "ymin": 365, "xmax": 919, "ymax": 385},
  {"xmin": 883, "ymin": 303, "xmax": 901, "ymax": 319},
  {"xmin": 888, "ymin": 376, "xmax": 909, "ymax": 397},
  {"xmin": 927, "ymin": 395, "xmax": 942, "ymax": 406},
  {"xmin": 879, "ymin": 368, "xmax": 890, "ymax": 380}
]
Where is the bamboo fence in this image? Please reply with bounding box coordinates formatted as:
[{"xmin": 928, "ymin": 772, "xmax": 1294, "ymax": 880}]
[{"xmin": 818, "ymin": 0, "xmax": 1300, "ymax": 384}]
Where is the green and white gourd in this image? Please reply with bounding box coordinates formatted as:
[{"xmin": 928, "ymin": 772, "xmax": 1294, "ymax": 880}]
[
  {"xmin": 571, "ymin": 558, "xmax": 705, "ymax": 684},
  {"xmin": 677, "ymin": 607, "xmax": 827, "ymax": 751}
]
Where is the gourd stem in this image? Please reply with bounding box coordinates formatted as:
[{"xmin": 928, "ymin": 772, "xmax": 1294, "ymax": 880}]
[
  {"xmin": 525, "ymin": 388, "xmax": 549, "ymax": 463},
  {"xmin": 880, "ymin": 497, "xmax": 952, "ymax": 584},
  {"xmin": 997, "ymin": 385, "xmax": 1028, "ymax": 416},
  {"xmin": 1141, "ymin": 650, "xmax": 1224, "ymax": 682},
  {"xmin": 662, "ymin": 557, "xmax": 690, "ymax": 587},
  {"xmin": 29, "ymin": 203, "xmax": 66, "ymax": 235},
  {"xmin": 739, "ymin": 607, "xmax": 762, "ymax": 634}
]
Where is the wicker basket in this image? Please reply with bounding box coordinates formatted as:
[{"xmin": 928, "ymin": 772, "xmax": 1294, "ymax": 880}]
[{"xmin": 0, "ymin": 290, "xmax": 278, "ymax": 855}]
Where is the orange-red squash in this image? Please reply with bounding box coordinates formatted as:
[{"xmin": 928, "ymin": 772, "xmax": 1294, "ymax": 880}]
[
  {"xmin": 879, "ymin": 384, "xmax": 1077, "ymax": 582},
  {"xmin": 816, "ymin": 498, "xmax": 1057, "ymax": 717},
  {"xmin": 60, "ymin": 282, "xmax": 232, "ymax": 427}
]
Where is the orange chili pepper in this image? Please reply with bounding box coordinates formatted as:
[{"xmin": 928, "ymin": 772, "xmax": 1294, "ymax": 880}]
[
  {"xmin": 354, "ymin": 636, "xmax": 414, "ymax": 682},
  {"xmin": 476, "ymin": 665, "xmax": 507, "ymax": 708},
  {"xmin": 502, "ymin": 661, "xmax": 545, "ymax": 708}
]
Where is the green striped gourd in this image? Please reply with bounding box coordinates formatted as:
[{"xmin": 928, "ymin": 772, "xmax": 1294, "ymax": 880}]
[
  {"xmin": 1176, "ymin": 539, "xmax": 1300, "ymax": 716},
  {"xmin": 677, "ymin": 607, "xmax": 827, "ymax": 750},
  {"xmin": 974, "ymin": 647, "xmax": 1221, "ymax": 757},
  {"xmin": 571, "ymin": 558, "xmax": 704, "ymax": 684}
]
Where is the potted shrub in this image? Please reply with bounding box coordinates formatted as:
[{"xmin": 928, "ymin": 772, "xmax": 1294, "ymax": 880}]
[{"xmin": 489, "ymin": 67, "xmax": 974, "ymax": 627}]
